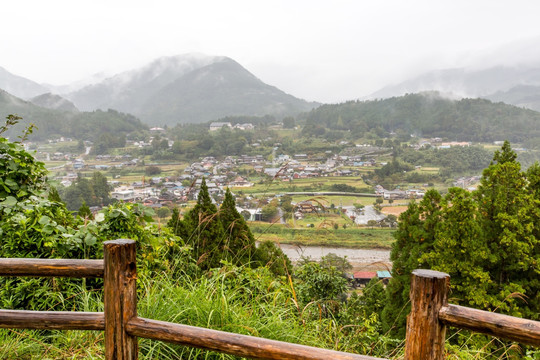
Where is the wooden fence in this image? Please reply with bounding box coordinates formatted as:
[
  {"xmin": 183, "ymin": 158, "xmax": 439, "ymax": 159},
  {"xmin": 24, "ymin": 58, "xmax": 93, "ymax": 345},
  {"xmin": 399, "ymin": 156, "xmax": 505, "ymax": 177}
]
[{"xmin": 0, "ymin": 239, "xmax": 537, "ymax": 359}]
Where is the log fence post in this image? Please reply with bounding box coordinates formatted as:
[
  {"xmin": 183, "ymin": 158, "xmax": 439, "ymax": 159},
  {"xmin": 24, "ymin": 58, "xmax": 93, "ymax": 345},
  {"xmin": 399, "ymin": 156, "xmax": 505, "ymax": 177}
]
[
  {"xmin": 404, "ymin": 269, "xmax": 450, "ymax": 360},
  {"xmin": 104, "ymin": 239, "xmax": 138, "ymax": 360}
]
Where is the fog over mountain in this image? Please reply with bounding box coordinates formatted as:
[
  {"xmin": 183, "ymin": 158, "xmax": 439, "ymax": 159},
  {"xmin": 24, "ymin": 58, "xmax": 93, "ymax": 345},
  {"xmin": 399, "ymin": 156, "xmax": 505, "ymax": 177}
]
[
  {"xmin": 370, "ymin": 66, "xmax": 540, "ymax": 98},
  {"xmin": 29, "ymin": 93, "xmax": 79, "ymax": 112},
  {"xmin": 64, "ymin": 54, "xmax": 220, "ymax": 113},
  {"xmin": 368, "ymin": 37, "xmax": 540, "ymax": 112},
  {"xmin": 0, "ymin": 66, "xmax": 49, "ymax": 100},
  {"xmin": 62, "ymin": 54, "xmax": 317, "ymax": 126}
]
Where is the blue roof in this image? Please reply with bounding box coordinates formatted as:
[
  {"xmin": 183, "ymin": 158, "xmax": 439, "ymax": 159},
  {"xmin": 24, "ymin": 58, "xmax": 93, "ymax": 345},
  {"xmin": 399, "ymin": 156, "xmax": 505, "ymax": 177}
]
[{"xmin": 377, "ymin": 271, "xmax": 391, "ymax": 278}]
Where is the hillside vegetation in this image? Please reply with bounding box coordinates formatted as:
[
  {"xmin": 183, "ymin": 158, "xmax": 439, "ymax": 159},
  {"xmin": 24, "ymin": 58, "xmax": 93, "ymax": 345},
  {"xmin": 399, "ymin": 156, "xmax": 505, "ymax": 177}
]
[
  {"xmin": 303, "ymin": 92, "xmax": 540, "ymax": 142},
  {"xmin": 0, "ymin": 90, "xmax": 147, "ymax": 141}
]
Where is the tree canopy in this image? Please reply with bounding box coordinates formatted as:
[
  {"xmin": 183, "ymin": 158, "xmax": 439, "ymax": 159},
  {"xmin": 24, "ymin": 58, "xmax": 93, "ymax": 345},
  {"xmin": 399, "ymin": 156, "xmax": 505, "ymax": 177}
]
[{"xmin": 382, "ymin": 141, "xmax": 540, "ymax": 338}]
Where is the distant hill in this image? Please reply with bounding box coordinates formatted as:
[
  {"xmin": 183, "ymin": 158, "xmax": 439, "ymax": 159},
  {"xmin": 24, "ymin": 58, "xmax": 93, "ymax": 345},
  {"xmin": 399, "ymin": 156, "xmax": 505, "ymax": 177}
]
[
  {"xmin": 64, "ymin": 54, "xmax": 318, "ymax": 126},
  {"xmin": 304, "ymin": 92, "xmax": 540, "ymax": 143},
  {"xmin": 0, "ymin": 90, "xmax": 147, "ymax": 141},
  {"xmin": 485, "ymin": 85, "xmax": 540, "ymax": 112},
  {"xmin": 30, "ymin": 93, "xmax": 79, "ymax": 112},
  {"xmin": 0, "ymin": 66, "xmax": 49, "ymax": 99},
  {"xmin": 369, "ymin": 65, "xmax": 540, "ymax": 112}
]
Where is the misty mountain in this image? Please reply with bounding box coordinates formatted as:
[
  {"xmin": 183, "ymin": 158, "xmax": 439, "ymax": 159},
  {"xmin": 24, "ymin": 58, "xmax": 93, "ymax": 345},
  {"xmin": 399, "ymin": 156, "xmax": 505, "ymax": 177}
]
[
  {"xmin": 0, "ymin": 66, "xmax": 49, "ymax": 100},
  {"xmin": 65, "ymin": 54, "xmax": 219, "ymax": 114},
  {"xmin": 304, "ymin": 92, "xmax": 540, "ymax": 143},
  {"xmin": 138, "ymin": 57, "xmax": 317, "ymax": 125},
  {"xmin": 43, "ymin": 72, "xmax": 111, "ymax": 95},
  {"xmin": 0, "ymin": 89, "xmax": 146, "ymax": 141},
  {"xmin": 64, "ymin": 54, "xmax": 317, "ymax": 126},
  {"xmin": 370, "ymin": 65, "xmax": 540, "ymax": 112},
  {"xmin": 485, "ymin": 85, "xmax": 540, "ymax": 111},
  {"xmin": 30, "ymin": 93, "xmax": 79, "ymax": 112}
]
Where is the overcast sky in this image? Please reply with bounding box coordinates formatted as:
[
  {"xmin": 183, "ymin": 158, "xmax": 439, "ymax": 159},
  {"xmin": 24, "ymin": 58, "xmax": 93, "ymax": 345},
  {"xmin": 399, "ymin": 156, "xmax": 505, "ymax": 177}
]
[{"xmin": 3, "ymin": 0, "xmax": 540, "ymax": 103}]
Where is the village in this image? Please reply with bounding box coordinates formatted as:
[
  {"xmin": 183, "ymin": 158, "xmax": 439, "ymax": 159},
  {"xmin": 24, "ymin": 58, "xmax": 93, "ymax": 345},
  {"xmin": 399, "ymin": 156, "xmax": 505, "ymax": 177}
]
[
  {"xmin": 27, "ymin": 121, "xmax": 500, "ymax": 233},
  {"xmin": 37, "ymin": 137, "xmax": 433, "ymax": 226}
]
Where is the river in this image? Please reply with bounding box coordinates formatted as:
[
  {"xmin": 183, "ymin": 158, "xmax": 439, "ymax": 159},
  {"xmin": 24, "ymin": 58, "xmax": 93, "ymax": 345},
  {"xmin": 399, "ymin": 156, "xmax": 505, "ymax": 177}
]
[{"xmin": 277, "ymin": 244, "xmax": 391, "ymax": 272}]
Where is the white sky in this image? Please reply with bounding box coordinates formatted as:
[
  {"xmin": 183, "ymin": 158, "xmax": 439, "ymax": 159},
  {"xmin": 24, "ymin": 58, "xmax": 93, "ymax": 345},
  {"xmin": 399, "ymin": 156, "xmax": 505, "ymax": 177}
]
[{"xmin": 3, "ymin": 0, "xmax": 540, "ymax": 103}]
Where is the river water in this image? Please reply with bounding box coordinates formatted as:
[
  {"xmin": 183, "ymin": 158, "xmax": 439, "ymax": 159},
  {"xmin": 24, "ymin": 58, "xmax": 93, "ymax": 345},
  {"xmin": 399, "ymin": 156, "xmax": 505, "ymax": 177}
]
[{"xmin": 277, "ymin": 244, "xmax": 391, "ymax": 272}]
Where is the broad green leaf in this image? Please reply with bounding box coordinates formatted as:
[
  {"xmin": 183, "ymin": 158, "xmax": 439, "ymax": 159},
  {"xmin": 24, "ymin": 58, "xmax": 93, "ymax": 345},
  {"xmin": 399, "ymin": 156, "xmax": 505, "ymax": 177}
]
[
  {"xmin": 38, "ymin": 215, "xmax": 51, "ymax": 226},
  {"xmin": 4, "ymin": 178, "xmax": 18, "ymax": 189},
  {"xmin": 1, "ymin": 196, "xmax": 17, "ymax": 208}
]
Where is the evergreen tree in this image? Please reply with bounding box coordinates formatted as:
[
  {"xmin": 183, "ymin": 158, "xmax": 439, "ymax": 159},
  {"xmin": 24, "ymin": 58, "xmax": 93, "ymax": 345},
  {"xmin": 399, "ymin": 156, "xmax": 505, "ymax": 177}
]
[
  {"xmin": 47, "ymin": 186, "xmax": 63, "ymax": 204},
  {"xmin": 525, "ymin": 162, "xmax": 540, "ymax": 316},
  {"xmin": 167, "ymin": 208, "xmax": 190, "ymax": 241},
  {"xmin": 77, "ymin": 201, "xmax": 93, "ymax": 220},
  {"xmin": 422, "ymin": 188, "xmax": 491, "ymax": 308},
  {"xmin": 182, "ymin": 178, "xmax": 225, "ymax": 270},
  {"xmin": 254, "ymin": 240, "xmax": 292, "ymax": 276},
  {"xmin": 90, "ymin": 171, "xmax": 110, "ymax": 206},
  {"xmin": 474, "ymin": 141, "xmax": 539, "ymax": 318},
  {"xmin": 381, "ymin": 190, "xmax": 441, "ymax": 337},
  {"xmin": 382, "ymin": 142, "xmax": 540, "ymax": 342},
  {"xmin": 359, "ymin": 277, "xmax": 386, "ymax": 319},
  {"xmin": 219, "ymin": 188, "xmax": 257, "ymax": 266}
]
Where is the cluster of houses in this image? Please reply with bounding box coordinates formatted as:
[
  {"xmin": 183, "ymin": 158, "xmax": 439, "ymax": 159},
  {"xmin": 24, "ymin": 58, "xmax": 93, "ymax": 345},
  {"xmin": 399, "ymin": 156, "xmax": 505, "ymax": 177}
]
[
  {"xmin": 209, "ymin": 122, "xmax": 255, "ymax": 131},
  {"xmin": 51, "ymin": 146, "xmax": 391, "ymax": 210},
  {"xmin": 374, "ymin": 185, "xmax": 426, "ymax": 200},
  {"xmin": 415, "ymin": 138, "xmax": 472, "ymax": 149}
]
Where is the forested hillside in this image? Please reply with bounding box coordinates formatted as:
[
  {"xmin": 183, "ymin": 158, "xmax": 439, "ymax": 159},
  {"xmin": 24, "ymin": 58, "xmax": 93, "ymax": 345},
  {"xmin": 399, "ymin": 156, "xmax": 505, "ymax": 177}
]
[
  {"xmin": 0, "ymin": 90, "xmax": 147, "ymax": 141},
  {"xmin": 303, "ymin": 92, "xmax": 540, "ymax": 142}
]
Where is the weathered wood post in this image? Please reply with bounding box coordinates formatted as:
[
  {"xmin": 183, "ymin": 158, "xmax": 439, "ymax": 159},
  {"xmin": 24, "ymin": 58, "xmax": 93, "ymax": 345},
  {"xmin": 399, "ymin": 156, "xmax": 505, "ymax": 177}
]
[
  {"xmin": 104, "ymin": 239, "xmax": 138, "ymax": 360},
  {"xmin": 404, "ymin": 269, "xmax": 449, "ymax": 360}
]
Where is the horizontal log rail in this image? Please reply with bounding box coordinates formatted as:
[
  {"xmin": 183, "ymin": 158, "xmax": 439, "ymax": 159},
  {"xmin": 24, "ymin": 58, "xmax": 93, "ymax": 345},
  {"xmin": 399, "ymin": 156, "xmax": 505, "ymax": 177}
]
[
  {"xmin": 0, "ymin": 258, "xmax": 104, "ymax": 278},
  {"xmin": 439, "ymin": 304, "xmax": 540, "ymax": 347},
  {"xmin": 127, "ymin": 316, "xmax": 384, "ymax": 360},
  {"xmin": 0, "ymin": 246, "xmax": 538, "ymax": 359},
  {"xmin": 404, "ymin": 270, "xmax": 540, "ymax": 359},
  {"xmin": 0, "ymin": 309, "xmax": 104, "ymax": 330}
]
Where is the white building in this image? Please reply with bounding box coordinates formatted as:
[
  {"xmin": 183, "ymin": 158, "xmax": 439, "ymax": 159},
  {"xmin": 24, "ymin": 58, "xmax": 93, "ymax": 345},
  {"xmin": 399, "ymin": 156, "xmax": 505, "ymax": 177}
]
[
  {"xmin": 209, "ymin": 122, "xmax": 232, "ymax": 131},
  {"xmin": 111, "ymin": 190, "xmax": 135, "ymax": 201}
]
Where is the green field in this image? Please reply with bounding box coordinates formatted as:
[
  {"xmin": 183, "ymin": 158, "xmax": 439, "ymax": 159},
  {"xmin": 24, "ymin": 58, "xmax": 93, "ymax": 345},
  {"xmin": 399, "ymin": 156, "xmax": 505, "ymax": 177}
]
[
  {"xmin": 233, "ymin": 176, "xmax": 371, "ymax": 195},
  {"xmin": 289, "ymin": 194, "xmax": 379, "ymax": 207},
  {"xmin": 249, "ymin": 222, "xmax": 395, "ymax": 249}
]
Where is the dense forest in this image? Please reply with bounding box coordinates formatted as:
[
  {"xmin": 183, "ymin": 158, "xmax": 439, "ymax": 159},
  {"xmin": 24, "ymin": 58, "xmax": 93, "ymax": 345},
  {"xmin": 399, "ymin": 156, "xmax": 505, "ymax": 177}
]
[
  {"xmin": 0, "ymin": 90, "xmax": 147, "ymax": 141},
  {"xmin": 303, "ymin": 92, "xmax": 540, "ymax": 142}
]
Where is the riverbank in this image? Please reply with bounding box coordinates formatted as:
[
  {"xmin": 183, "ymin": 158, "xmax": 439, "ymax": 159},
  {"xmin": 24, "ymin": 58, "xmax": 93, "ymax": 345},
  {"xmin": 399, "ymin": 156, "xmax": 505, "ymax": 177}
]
[
  {"xmin": 250, "ymin": 223, "xmax": 395, "ymax": 249},
  {"xmin": 278, "ymin": 244, "xmax": 392, "ymax": 272}
]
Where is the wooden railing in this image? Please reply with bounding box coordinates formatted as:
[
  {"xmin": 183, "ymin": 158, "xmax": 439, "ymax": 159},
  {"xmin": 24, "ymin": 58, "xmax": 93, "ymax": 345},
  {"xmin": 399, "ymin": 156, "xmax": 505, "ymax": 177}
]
[
  {"xmin": 404, "ymin": 269, "xmax": 540, "ymax": 358},
  {"xmin": 0, "ymin": 240, "xmax": 538, "ymax": 359}
]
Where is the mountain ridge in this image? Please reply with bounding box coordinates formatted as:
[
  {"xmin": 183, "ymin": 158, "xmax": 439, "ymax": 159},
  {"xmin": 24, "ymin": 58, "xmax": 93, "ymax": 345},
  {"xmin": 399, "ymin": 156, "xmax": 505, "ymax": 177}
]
[
  {"xmin": 0, "ymin": 66, "xmax": 49, "ymax": 100},
  {"xmin": 62, "ymin": 54, "xmax": 317, "ymax": 126},
  {"xmin": 369, "ymin": 65, "xmax": 540, "ymax": 112},
  {"xmin": 138, "ymin": 57, "xmax": 316, "ymax": 125},
  {"xmin": 0, "ymin": 54, "xmax": 318, "ymax": 126}
]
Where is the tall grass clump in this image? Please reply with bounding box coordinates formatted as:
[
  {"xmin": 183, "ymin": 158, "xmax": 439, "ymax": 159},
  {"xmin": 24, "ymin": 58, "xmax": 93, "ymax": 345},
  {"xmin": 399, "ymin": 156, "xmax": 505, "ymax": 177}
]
[
  {"xmin": 0, "ymin": 283, "xmax": 104, "ymax": 359},
  {"xmin": 135, "ymin": 264, "xmax": 324, "ymax": 359}
]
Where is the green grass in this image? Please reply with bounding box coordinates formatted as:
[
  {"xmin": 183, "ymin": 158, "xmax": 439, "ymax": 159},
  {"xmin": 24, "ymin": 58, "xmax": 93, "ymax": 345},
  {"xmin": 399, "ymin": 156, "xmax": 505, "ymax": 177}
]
[
  {"xmin": 235, "ymin": 176, "xmax": 370, "ymax": 195},
  {"xmin": 250, "ymin": 223, "xmax": 395, "ymax": 249},
  {"xmin": 290, "ymin": 195, "xmax": 377, "ymax": 207},
  {"xmin": 0, "ymin": 267, "xmax": 401, "ymax": 359},
  {"xmin": 0, "ymin": 257, "xmax": 533, "ymax": 359}
]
